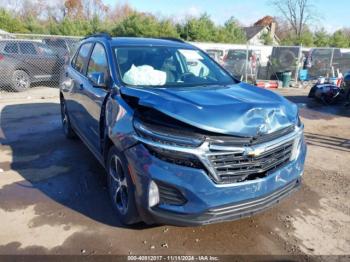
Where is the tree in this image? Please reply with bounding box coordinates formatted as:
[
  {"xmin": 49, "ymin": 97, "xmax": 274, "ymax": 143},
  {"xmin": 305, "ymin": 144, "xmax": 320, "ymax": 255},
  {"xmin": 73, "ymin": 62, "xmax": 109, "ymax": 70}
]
[
  {"xmin": 64, "ymin": 0, "xmax": 84, "ymax": 19},
  {"xmin": 313, "ymin": 28, "xmax": 330, "ymax": 47},
  {"xmin": 272, "ymin": 0, "xmax": 316, "ymax": 40},
  {"xmin": 260, "ymin": 32, "xmax": 273, "ymax": 45},
  {"xmin": 299, "ymin": 29, "xmax": 314, "ymax": 46},
  {"xmin": 112, "ymin": 13, "xmax": 161, "ymax": 37},
  {"xmin": 182, "ymin": 14, "xmax": 217, "ymax": 42},
  {"xmin": 0, "ymin": 8, "xmax": 27, "ymax": 33},
  {"xmin": 330, "ymin": 30, "xmax": 350, "ymax": 48},
  {"xmin": 222, "ymin": 17, "xmax": 246, "ymax": 43}
]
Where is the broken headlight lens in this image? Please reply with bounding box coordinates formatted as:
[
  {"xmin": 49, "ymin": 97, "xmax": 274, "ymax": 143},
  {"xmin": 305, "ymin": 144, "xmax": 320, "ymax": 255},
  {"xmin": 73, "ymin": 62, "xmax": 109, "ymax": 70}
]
[
  {"xmin": 133, "ymin": 118, "xmax": 204, "ymax": 168},
  {"xmin": 296, "ymin": 111, "xmax": 302, "ymax": 128},
  {"xmin": 133, "ymin": 118, "xmax": 204, "ymax": 148},
  {"xmin": 290, "ymin": 133, "xmax": 304, "ymax": 161}
]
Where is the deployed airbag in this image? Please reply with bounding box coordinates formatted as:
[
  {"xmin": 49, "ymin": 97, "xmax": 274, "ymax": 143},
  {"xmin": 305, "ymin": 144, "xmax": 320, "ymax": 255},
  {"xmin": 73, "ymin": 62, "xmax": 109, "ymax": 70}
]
[{"xmin": 123, "ymin": 65, "xmax": 166, "ymax": 86}]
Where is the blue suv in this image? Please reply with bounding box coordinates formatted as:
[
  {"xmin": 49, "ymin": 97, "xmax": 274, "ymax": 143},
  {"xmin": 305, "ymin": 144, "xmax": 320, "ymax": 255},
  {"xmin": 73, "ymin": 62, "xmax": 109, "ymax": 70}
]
[{"xmin": 60, "ymin": 34, "xmax": 307, "ymax": 226}]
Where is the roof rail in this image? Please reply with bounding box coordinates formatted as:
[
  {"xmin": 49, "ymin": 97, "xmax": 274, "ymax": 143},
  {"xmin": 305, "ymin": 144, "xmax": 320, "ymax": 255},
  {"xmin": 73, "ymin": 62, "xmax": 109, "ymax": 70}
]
[
  {"xmin": 158, "ymin": 37, "xmax": 185, "ymax": 43},
  {"xmin": 83, "ymin": 32, "xmax": 112, "ymax": 40}
]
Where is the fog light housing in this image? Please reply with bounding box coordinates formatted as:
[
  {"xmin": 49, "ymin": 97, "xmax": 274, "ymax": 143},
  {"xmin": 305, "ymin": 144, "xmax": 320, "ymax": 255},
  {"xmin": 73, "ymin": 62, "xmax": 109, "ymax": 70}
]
[{"xmin": 148, "ymin": 180, "xmax": 160, "ymax": 207}]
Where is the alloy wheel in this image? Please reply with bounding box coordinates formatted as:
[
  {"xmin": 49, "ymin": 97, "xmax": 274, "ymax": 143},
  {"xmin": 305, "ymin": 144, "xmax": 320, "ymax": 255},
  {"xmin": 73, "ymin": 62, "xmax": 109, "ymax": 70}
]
[
  {"xmin": 14, "ymin": 72, "xmax": 29, "ymax": 90},
  {"xmin": 109, "ymin": 155, "xmax": 129, "ymax": 215}
]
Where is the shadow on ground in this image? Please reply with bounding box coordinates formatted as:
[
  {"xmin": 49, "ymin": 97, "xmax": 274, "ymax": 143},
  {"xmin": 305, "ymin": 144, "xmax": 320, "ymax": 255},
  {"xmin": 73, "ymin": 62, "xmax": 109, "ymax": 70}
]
[{"xmin": 0, "ymin": 102, "xmax": 148, "ymax": 229}]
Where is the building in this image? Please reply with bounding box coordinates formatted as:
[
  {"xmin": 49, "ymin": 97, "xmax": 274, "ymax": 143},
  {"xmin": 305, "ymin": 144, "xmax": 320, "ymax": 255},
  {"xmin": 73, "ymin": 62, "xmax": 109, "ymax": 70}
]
[{"xmin": 243, "ymin": 16, "xmax": 280, "ymax": 46}]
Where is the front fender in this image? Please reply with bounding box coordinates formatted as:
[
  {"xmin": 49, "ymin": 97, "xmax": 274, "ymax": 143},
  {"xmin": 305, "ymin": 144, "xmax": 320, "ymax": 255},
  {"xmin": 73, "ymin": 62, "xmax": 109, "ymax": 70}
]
[{"xmin": 105, "ymin": 93, "xmax": 138, "ymax": 152}]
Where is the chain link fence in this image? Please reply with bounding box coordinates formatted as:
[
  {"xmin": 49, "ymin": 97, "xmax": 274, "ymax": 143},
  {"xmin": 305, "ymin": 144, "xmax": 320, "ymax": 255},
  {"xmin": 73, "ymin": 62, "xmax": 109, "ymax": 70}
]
[
  {"xmin": 1, "ymin": 33, "xmax": 350, "ymax": 94},
  {"xmin": 0, "ymin": 33, "xmax": 80, "ymax": 93},
  {"xmin": 194, "ymin": 42, "xmax": 350, "ymax": 86}
]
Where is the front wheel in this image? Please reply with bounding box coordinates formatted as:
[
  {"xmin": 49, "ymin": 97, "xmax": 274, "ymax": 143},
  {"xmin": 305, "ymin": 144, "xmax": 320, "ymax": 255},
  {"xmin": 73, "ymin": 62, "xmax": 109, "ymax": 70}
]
[{"xmin": 107, "ymin": 146, "xmax": 140, "ymax": 225}]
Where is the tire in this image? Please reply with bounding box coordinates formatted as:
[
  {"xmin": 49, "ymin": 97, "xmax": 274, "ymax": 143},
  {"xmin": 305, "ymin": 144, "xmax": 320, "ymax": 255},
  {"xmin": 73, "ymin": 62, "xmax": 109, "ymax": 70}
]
[
  {"xmin": 60, "ymin": 98, "xmax": 76, "ymax": 139},
  {"xmin": 106, "ymin": 146, "xmax": 140, "ymax": 225},
  {"xmin": 11, "ymin": 70, "xmax": 30, "ymax": 92}
]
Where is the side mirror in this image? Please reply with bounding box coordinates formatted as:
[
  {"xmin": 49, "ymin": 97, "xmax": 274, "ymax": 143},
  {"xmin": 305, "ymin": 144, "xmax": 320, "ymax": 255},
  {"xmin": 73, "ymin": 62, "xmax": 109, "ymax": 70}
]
[{"xmin": 88, "ymin": 72, "xmax": 107, "ymax": 88}]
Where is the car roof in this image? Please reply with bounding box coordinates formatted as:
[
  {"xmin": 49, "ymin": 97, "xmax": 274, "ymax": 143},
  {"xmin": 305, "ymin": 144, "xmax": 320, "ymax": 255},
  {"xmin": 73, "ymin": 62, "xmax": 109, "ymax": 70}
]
[
  {"xmin": 84, "ymin": 36, "xmax": 196, "ymax": 49},
  {"xmin": 0, "ymin": 39, "xmax": 42, "ymax": 43}
]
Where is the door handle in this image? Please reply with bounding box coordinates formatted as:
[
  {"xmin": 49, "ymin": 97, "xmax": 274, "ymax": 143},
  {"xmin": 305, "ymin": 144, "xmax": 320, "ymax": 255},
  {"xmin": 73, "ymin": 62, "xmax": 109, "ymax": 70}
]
[{"xmin": 78, "ymin": 83, "xmax": 84, "ymax": 90}]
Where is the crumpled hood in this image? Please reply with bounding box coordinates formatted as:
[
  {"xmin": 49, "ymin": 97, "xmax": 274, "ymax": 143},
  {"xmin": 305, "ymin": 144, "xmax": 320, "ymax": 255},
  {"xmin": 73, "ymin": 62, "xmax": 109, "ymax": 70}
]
[{"xmin": 120, "ymin": 82, "xmax": 298, "ymax": 137}]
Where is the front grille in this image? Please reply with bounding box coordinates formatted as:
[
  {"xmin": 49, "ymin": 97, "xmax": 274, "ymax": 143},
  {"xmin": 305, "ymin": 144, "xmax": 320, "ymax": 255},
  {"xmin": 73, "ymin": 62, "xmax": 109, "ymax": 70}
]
[
  {"xmin": 207, "ymin": 140, "xmax": 294, "ymax": 183},
  {"xmin": 208, "ymin": 125, "xmax": 295, "ymax": 147},
  {"xmin": 157, "ymin": 182, "xmax": 187, "ymax": 206}
]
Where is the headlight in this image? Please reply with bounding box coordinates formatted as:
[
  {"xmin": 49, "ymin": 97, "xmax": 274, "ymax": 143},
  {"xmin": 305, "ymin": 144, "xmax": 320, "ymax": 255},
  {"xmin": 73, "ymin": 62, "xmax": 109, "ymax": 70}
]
[
  {"xmin": 296, "ymin": 113, "xmax": 302, "ymax": 127},
  {"xmin": 290, "ymin": 133, "xmax": 304, "ymax": 161},
  {"xmin": 133, "ymin": 118, "xmax": 204, "ymax": 168},
  {"xmin": 133, "ymin": 118, "xmax": 204, "ymax": 148}
]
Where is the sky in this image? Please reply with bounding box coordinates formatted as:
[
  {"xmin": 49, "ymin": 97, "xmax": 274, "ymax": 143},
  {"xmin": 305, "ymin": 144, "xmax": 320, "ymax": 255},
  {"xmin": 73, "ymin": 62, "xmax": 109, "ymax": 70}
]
[{"xmin": 104, "ymin": 0, "xmax": 350, "ymax": 32}]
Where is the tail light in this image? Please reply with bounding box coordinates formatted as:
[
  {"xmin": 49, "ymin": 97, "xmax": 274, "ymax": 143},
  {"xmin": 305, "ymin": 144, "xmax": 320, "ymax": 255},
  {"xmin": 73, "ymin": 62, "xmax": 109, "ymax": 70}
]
[{"xmin": 0, "ymin": 54, "xmax": 4, "ymax": 61}]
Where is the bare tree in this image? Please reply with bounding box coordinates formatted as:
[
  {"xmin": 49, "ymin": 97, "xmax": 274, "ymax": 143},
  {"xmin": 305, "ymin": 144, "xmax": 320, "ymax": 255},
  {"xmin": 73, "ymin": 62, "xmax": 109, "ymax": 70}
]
[{"xmin": 272, "ymin": 0, "xmax": 316, "ymax": 39}]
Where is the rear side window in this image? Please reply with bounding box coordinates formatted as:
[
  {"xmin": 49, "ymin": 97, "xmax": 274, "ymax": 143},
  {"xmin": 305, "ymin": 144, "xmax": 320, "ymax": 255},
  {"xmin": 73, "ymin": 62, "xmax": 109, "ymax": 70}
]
[
  {"xmin": 19, "ymin": 43, "xmax": 37, "ymax": 55},
  {"xmin": 4, "ymin": 43, "xmax": 18, "ymax": 54},
  {"xmin": 74, "ymin": 43, "xmax": 93, "ymax": 74}
]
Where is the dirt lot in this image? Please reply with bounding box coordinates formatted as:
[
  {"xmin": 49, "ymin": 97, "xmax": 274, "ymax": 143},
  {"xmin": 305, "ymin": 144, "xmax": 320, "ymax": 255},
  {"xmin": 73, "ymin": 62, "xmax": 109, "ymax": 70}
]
[{"xmin": 0, "ymin": 87, "xmax": 349, "ymax": 260}]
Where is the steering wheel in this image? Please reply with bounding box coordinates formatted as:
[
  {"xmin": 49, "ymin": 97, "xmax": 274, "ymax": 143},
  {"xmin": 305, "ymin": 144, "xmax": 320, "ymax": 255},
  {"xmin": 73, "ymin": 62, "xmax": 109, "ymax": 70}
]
[{"xmin": 179, "ymin": 72, "xmax": 195, "ymax": 81}]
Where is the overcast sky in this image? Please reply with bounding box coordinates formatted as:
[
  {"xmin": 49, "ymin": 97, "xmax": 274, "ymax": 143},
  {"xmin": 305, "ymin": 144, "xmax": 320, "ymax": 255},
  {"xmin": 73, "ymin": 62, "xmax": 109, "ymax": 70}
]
[{"xmin": 104, "ymin": 0, "xmax": 350, "ymax": 32}]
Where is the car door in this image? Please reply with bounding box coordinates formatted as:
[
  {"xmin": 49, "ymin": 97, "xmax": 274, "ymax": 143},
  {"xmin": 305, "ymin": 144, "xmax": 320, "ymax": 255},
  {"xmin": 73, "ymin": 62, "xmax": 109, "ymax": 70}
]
[
  {"xmin": 64, "ymin": 42, "xmax": 93, "ymax": 134},
  {"xmin": 78, "ymin": 42, "xmax": 110, "ymax": 151},
  {"xmin": 35, "ymin": 43, "xmax": 61, "ymax": 81},
  {"xmin": 18, "ymin": 42, "xmax": 42, "ymax": 80}
]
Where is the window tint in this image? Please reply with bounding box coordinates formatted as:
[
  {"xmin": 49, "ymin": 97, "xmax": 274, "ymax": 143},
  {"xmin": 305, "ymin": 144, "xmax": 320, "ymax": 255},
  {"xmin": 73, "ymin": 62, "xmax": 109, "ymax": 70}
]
[
  {"xmin": 4, "ymin": 43, "xmax": 18, "ymax": 54},
  {"xmin": 74, "ymin": 43, "xmax": 92, "ymax": 74},
  {"xmin": 87, "ymin": 43, "xmax": 108, "ymax": 82},
  {"xmin": 19, "ymin": 43, "xmax": 37, "ymax": 55}
]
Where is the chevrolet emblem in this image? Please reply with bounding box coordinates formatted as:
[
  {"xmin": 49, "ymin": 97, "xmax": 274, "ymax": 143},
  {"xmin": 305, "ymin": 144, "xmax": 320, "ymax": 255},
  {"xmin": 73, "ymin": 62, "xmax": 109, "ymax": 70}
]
[{"xmin": 246, "ymin": 148, "xmax": 265, "ymax": 157}]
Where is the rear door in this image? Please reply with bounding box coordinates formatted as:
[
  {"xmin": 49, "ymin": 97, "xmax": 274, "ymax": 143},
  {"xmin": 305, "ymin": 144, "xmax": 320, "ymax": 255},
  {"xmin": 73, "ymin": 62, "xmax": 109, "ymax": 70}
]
[
  {"xmin": 35, "ymin": 43, "xmax": 61, "ymax": 81},
  {"xmin": 64, "ymin": 42, "xmax": 93, "ymax": 133}
]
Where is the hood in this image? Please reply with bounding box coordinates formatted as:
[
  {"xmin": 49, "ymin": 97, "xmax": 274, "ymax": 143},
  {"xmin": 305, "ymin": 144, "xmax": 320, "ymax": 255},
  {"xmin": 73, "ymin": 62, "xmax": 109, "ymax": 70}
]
[{"xmin": 120, "ymin": 82, "xmax": 298, "ymax": 137}]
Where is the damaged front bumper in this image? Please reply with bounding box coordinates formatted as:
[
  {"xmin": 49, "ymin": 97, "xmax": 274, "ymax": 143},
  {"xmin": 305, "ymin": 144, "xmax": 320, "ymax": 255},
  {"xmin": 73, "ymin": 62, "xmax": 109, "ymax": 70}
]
[{"xmin": 124, "ymin": 128, "xmax": 307, "ymax": 226}]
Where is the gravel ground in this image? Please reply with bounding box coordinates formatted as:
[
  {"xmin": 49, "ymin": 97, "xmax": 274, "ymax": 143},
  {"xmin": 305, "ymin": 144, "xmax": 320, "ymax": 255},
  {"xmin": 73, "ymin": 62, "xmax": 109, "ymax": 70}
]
[{"xmin": 0, "ymin": 87, "xmax": 349, "ymax": 260}]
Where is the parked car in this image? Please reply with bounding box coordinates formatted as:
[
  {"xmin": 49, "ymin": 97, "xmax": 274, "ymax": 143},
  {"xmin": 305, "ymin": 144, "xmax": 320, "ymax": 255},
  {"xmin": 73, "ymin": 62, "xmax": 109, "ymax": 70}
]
[
  {"xmin": 0, "ymin": 40, "xmax": 63, "ymax": 91},
  {"xmin": 42, "ymin": 37, "xmax": 79, "ymax": 63},
  {"xmin": 60, "ymin": 34, "xmax": 306, "ymax": 226},
  {"xmin": 206, "ymin": 50, "xmax": 221, "ymax": 63},
  {"xmin": 205, "ymin": 48, "xmax": 225, "ymax": 64}
]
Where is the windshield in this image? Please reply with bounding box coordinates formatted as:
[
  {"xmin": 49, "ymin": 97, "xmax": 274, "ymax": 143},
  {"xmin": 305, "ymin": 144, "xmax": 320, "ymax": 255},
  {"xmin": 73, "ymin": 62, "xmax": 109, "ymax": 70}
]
[{"xmin": 114, "ymin": 46, "xmax": 235, "ymax": 87}]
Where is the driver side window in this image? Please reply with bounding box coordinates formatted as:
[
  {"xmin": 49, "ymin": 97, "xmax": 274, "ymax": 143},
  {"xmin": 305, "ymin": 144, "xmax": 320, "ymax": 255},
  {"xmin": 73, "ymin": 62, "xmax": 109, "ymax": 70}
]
[{"xmin": 87, "ymin": 43, "xmax": 109, "ymax": 84}]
